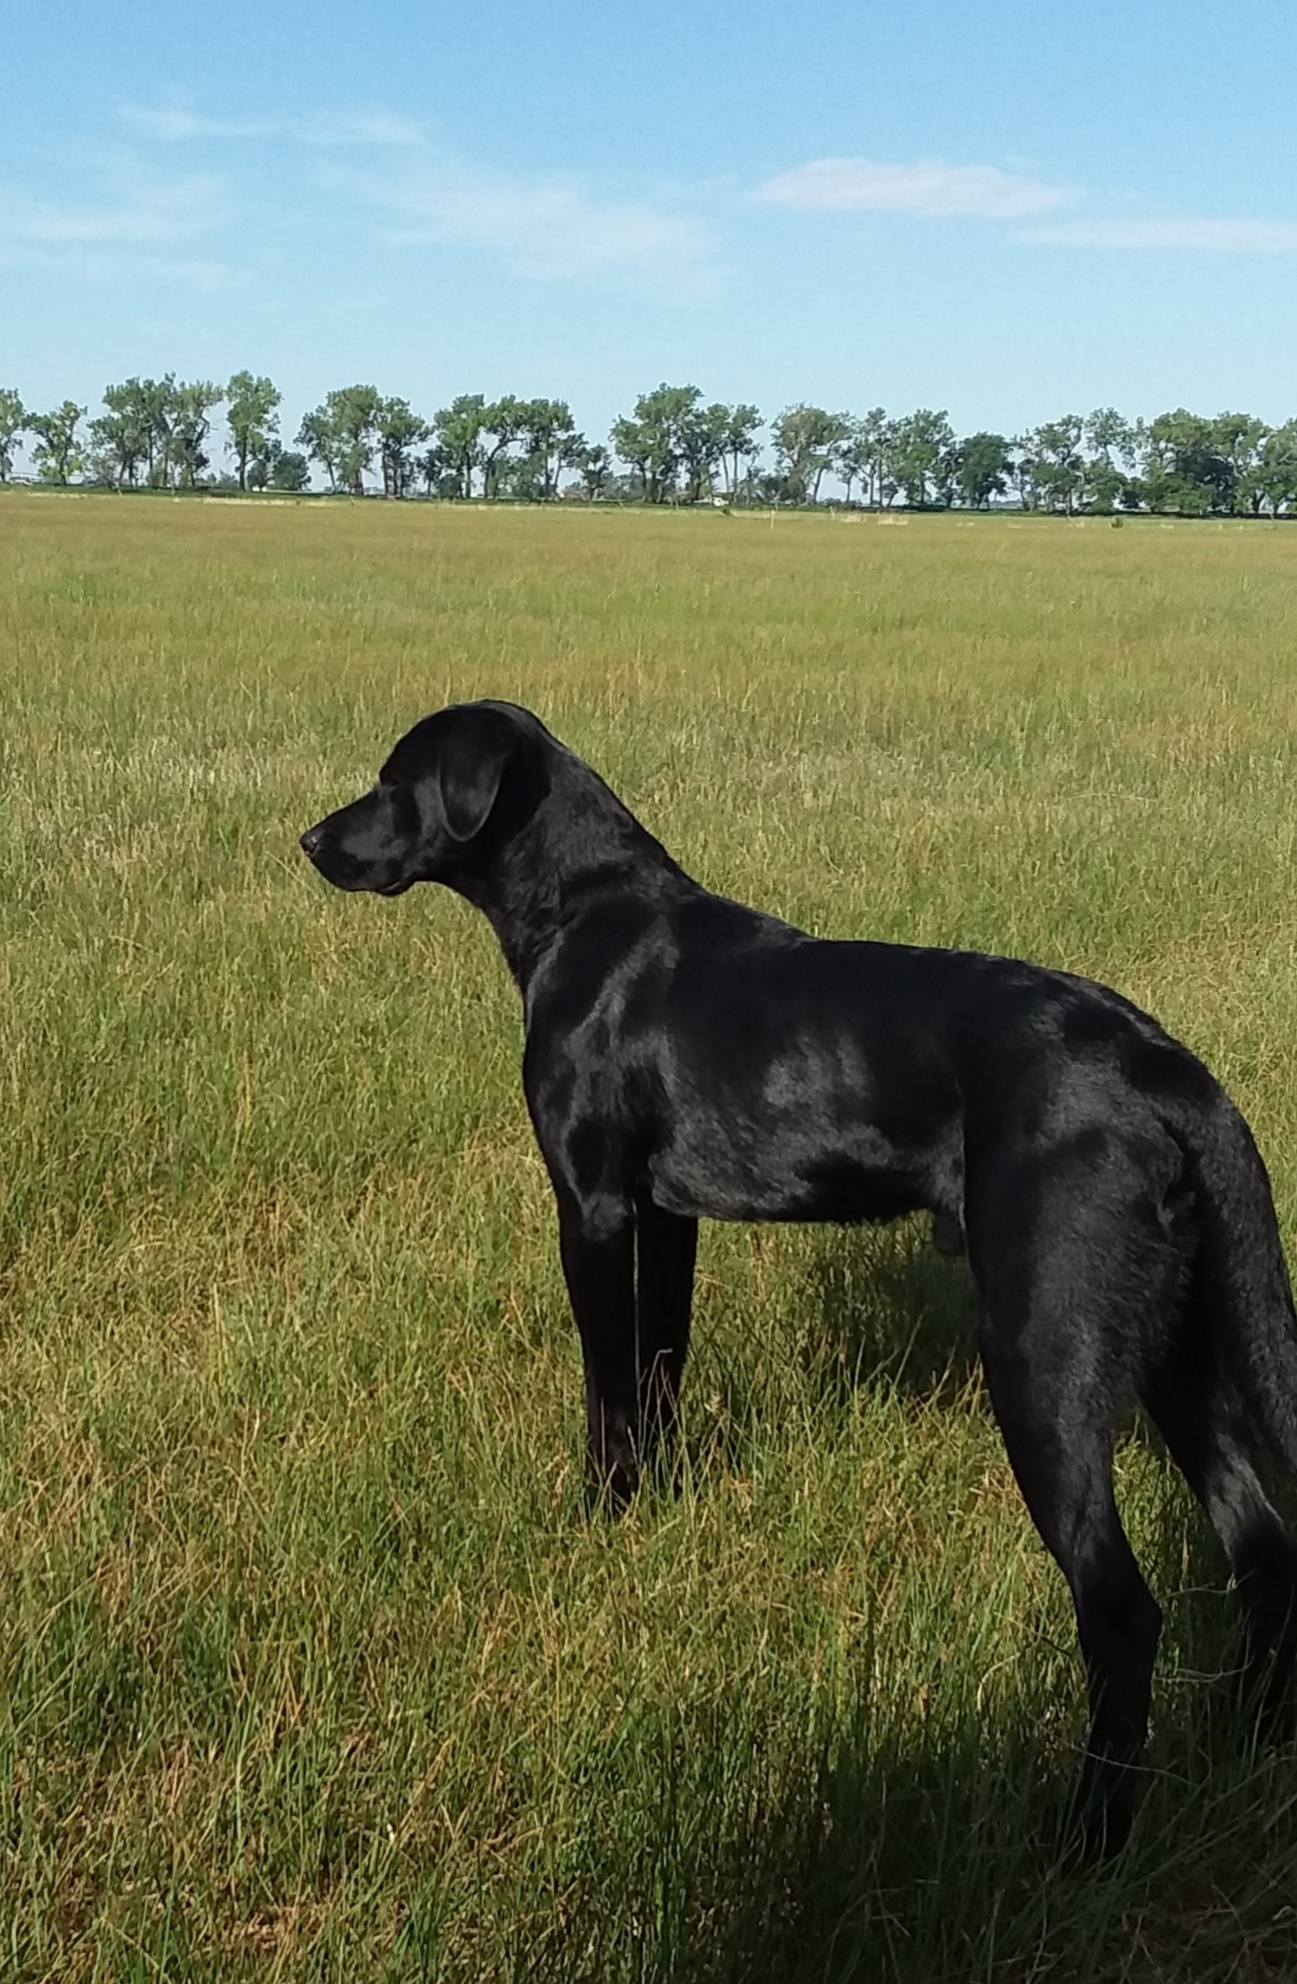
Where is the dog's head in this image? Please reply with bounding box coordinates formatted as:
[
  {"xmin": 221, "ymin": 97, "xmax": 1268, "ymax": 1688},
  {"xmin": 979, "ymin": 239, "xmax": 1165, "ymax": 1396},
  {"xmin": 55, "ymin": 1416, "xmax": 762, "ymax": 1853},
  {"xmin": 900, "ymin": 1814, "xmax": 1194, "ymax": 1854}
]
[{"xmin": 299, "ymin": 701, "xmax": 548, "ymax": 897}]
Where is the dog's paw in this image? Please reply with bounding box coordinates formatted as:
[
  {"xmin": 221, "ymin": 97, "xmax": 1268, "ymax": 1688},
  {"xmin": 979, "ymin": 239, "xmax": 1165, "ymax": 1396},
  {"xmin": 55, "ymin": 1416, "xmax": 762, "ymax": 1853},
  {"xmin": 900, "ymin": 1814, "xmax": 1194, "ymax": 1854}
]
[{"xmin": 584, "ymin": 1464, "xmax": 638, "ymax": 1517}]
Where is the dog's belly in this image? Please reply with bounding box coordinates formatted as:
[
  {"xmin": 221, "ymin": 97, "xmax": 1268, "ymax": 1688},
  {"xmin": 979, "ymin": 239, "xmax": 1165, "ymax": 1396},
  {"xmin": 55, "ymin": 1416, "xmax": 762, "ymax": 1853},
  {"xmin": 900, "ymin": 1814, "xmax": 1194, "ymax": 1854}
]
[
  {"xmin": 644, "ymin": 1029, "xmax": 964, "ymax": 1226},
  {"xmin": 648, "ymin": 1119, "xmax": 958, "ymax": 1226}
]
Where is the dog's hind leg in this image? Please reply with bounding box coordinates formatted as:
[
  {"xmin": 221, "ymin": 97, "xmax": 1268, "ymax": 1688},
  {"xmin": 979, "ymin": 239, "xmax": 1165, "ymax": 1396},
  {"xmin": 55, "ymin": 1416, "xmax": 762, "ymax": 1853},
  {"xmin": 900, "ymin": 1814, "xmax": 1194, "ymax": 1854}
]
[
  {"xmin": 635, "ymin": 1197, "xmax": 697, "ymax": 1478},
  {"xmin": 983, "ymin": 1344, "xmax": 1160, "ymax": 1855},
  {"xmin": 969, "ymin": 1160, "xmax": 1165, "ymax": 1855},
  {"xmin": 557, "ymin": 1202, "xmax": 640, "ymax": 1510}
]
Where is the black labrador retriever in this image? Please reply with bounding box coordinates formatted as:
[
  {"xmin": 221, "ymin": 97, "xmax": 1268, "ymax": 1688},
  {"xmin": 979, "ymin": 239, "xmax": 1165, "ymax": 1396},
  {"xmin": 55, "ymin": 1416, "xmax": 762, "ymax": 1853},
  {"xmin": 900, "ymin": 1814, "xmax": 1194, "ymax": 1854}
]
[{"xmin": 301, "ymin": 699, "xmax": 1297, "ymax": 1853}]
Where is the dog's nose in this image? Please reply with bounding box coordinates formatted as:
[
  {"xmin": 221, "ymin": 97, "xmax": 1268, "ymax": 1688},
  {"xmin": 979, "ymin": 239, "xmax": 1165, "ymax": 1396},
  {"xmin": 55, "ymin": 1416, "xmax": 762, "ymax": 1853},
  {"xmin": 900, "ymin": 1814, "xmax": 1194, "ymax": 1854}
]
[{"xmin": 300, "ymin": 826, "xmax": 323, "ymax": 858}]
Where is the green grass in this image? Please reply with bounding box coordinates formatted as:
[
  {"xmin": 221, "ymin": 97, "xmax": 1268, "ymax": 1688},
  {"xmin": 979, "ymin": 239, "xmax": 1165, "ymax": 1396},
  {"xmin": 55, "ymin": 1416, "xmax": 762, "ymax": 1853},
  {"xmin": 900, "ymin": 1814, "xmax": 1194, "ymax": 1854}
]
[{"xmin": 4, "ymin": 491, "xmax": 1297, "ymax": 1978}]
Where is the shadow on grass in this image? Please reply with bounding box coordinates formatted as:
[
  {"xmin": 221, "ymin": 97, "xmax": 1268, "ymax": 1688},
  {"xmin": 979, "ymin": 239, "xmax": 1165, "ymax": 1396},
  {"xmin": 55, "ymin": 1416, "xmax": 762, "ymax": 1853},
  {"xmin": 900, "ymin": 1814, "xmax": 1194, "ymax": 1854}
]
[
  {"xmin": 680, "ymin": 1217, "xmax": 981, "ymax": 1488},
  {"xmin": 421, "ymin": 1221, "xmax": 1297, "ymax": 1982},
  {"xmin": 794, "ymin": 1215, "xmax": 981, "ymax": 1404},
  {"xmin": 782, "ymin": 1213, "xmax": 1270, "ymax": 1715},
  {"xmin": 426, "ymin": 1663, "xmax": 1297, "ymax": 1984},
  {"xmin": 542, "ymin": 1222, "xmax": 1297, "ymax": 1983}
]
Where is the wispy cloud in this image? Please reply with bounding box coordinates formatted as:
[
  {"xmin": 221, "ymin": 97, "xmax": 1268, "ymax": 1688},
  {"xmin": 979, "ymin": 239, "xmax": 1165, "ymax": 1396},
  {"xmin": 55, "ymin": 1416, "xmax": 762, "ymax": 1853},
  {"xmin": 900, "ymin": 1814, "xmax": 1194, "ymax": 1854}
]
[
  {"xmin": 756, "ymin": 153, "xmax": 1297, "ymax": 254},
  {"xmin": 0, "ymin": 153, "xmax": 237, "ymax": 294},
  {"xmin": 120, "ymin": 101, "xmax": 272, "ymax": 143},
  {"xmin": 303, "ymin": 109, "xmax": 428, "ymax": 149},
  {"xmin": 756, "ymin": 155, "xmax": 1076, "ymax": 221},
  {"xmin": 0, "ymin": 173, "xmax": 225, "ymax": 249},
  {"xmin": 1019, "ymin": 215, "xmax": 1297, "ymax": 252},
  {"xmin": 119, "ymin": 93, "xmax": 714, "ymax": 286},
  {"xmin": 120, "ymin": 96, "xmax": 428, "ymax": 150},
  {"xmin": 352, "ymin": 155, "xmax": 712, "ymax": 281}
]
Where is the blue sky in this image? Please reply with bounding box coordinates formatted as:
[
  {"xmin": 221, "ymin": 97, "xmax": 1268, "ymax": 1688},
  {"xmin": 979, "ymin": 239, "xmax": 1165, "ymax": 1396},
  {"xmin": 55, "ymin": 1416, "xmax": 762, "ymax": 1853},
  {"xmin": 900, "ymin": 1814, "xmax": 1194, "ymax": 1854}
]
[{"xmin": 5, "ymin": 0, "xmax": 1297, "ymax": 469}]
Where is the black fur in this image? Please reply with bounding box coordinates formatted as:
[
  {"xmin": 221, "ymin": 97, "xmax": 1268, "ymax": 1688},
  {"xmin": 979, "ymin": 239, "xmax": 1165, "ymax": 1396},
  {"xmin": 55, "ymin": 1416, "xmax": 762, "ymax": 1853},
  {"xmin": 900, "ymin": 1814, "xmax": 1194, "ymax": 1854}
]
[{"xmin": 302, "ymin": 699, "xmax": 1297, "ymax": 1854}]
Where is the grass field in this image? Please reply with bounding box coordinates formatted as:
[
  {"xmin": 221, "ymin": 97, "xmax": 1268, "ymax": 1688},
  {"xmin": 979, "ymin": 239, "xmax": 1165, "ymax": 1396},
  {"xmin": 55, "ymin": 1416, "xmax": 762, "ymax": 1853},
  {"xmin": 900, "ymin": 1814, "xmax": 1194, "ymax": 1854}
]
[{"xmin": 4, "ymin": 491, "xmax": 1297, "ymax": 1980}]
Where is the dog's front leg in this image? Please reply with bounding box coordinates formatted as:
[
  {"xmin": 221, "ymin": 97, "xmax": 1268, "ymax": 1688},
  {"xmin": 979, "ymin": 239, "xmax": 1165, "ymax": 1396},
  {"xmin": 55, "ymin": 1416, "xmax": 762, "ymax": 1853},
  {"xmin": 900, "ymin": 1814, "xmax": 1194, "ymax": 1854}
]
[
  {"xmin": 634, "ymin": 1197, "xmax": 697, "ymax": 1480},
  {"xmin": 557, "ymin": 1201, "xmax": 639, "ymax": 1511}
]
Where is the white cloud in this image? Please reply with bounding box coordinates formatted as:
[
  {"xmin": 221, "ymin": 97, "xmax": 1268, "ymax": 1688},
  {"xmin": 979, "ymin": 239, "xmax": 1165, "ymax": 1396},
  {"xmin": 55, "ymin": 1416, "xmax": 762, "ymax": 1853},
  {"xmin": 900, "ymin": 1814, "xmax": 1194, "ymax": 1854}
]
[
  {"xmin": 336, "ymin": 154, "xmax": 715, "ymax": 283},
  {"xmin": 303, "ymin": 109, "xmax": 428, "ymax": 149},
  {"xmin": 120, "ymin": 93, "xmax": 271, "ymax": 142},
  {"xmin": 756, "ymin": 155, "xmax": 1075, "ymax": 220},
  {"xmin": 1019, "ymin": 216, "xmax": 1297, "ymax": 252},
  {"xmin": 116, "ymin": 96, "xmax": 709, "ymax": 285},
  {"xmin": 0, "ymin": 160, "xmax": 236, "ymax": 292},
  {"xmin": 755, "ymin": 153, "xmax": 1297, "ymax": 256},
  {"xmin": 0, "ymin": 174, "xmax": 225, "ymax": 248},
  {"xmin": 120, "ymin": 97, "xmax": 427, "ymax": 149}
]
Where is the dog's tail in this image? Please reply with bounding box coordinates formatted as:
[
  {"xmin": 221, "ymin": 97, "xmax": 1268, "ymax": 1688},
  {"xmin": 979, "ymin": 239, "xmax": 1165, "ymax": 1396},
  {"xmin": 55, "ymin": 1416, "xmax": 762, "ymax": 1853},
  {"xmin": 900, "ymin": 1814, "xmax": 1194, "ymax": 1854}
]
[{"xmin": 1178, "ymin": 1086, "xmax": 1297, "ymax": 1475}]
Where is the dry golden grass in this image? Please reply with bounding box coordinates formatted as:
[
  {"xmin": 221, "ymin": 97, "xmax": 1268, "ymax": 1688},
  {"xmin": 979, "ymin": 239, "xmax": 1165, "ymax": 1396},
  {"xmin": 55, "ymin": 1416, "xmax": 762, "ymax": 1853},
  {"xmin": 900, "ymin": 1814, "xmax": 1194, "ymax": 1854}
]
[{"xmin": 3, "ymin": 490, "xmax": 1297, "ymax": 1978}]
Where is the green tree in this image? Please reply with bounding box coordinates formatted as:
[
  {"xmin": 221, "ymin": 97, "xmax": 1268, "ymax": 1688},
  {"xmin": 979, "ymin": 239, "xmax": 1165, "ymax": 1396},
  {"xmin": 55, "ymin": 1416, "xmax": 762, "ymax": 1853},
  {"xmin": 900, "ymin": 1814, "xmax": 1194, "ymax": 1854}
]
[
  {"xmin": 433, "ymin": 394, "xmax": 488, "ymax": 499},
  {"xmin": 932, "ymin": 434, "xmax": 963, "ymax": 509},
  {"xmin": 717, "ymin": 403, "xmax": 762, "ymax": 499},
  {"xmin": 418, "ymin": 442, "xmax": 453, "ymax": 498},
  {"xmin": 480, "ymin": 395, "xmax": 525, "ymax": 499},
  {"xmin": 88, "ymin": 382, "xmax": 152, "ymax": 488},
  {"xmin": 270, "ymin": 449, "xmax": 310, "ymax": 494},
  {"xmin": 0, "ymin": 388, "xmax": 26, "ymax": 481},
  {"xmin": 1255, "ymin": 420, "xmax": 1297, "ymax": 516},
  {"xmin": 674, "ymin": 399, "xmax": 731, "ymax": 503},
  {"xmin": 1081, "ymin": 408, "xmax": 1137, "ymax": 512},
  {"xmin": 29, "ymin": 401, "xmax": 86, "ymax": 485},
  {"xmin": 1006, "ymin": 433, "xmax": 1038, "ymax": 511},
  {"xmin": 137, "ymin": 377, "xmax": 179, "ymax": 486},
  {"xmin": 1083, "ymin": 406, "xmax": 1136, "ymax": 464},
  {"xmin": 330, "ymin": 385, "xmax": 381, "ymax": 496},
  {"xmin": 168, "ymin": 380, "xmax": 224, "ymax": 488},
  {"xmin": 226, "ymin": 372, "xmax": 281, "ymax": 492},
  {"xmin": 1214, "ymin": 412, "xmax": 1270, "ymax": 515},
  {"xmin": 609, "ymin": 385, "xmax": 757, "ymax": 504},
  {"xmin": 1029, "ymin": 415, "xmax": 1084, "ymax": 514},
  {"xmin": 852, "ymin": 409, "xmax": 893, "ymax": 508},
  {"xmin": 519, "ymin": 398, "xmax": 582, "ymax": 500},
  {"xmin": 885, "ymin": 409, "xmax": 955, "ymax": 508},
  {"xmin": 246, "ymin": 441, "xmax": 310, "ymax": 493},
  {"xmin": 753, "ymin": 469, "xmax": 800, "ymax": 506},
  {"xmin": 90, "ymin": 377, "xmax": 174, "ymax": 487},
  {"xmin": 833, "ymin": 419, "xmax": 873, "ymax": 505},
  {"xmin": 297, "ymin": 406, "xmax": 342, "ymax": 491},
  {"xmin": 298, "ymin": 386, "xmax": 381, "ymax": 495},
  {"xmin": 246, "ymin": 439, "xmax": 273, "ymax": 489},
  {"xmin": 575, "ymin": 442, "xmax": 613, "ymax": 500},
  {"xmin": 376, "ymin": 396, "xmax": 429, "ymax": 497},
  {"xmin": 772, "ymin": 404, "xmax": 851, "ymax": 503},
  {"xmin": 1141, "ymin": 410, "xmax": 1231, "ymax": 515},
  {"xmin": 957, "ymin": 431, "xmax": 1010, "ymax": 509},
  {"xmin": 674, "ymin": 399, "xmax": 763, "ymax": 503},
  {"xmin": 611, "ymin": 384, "xmax": 705, "ymax": 503}
]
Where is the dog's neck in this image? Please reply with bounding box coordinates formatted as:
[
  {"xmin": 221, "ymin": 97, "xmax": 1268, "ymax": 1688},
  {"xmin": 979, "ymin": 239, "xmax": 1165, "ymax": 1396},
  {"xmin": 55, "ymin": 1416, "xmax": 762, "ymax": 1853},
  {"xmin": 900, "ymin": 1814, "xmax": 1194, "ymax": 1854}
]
[{"xmin": 450, "ymin": 753, "xmax": 692, "ymax": 990}]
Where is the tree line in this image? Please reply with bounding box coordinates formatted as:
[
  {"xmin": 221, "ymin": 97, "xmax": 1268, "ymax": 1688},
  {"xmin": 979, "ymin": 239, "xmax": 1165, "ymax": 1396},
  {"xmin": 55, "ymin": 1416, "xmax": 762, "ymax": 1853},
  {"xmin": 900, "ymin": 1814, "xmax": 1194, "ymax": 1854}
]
[{"xmin": 3, "ymin": 376, "xmax": 1297, "ymax": 517}]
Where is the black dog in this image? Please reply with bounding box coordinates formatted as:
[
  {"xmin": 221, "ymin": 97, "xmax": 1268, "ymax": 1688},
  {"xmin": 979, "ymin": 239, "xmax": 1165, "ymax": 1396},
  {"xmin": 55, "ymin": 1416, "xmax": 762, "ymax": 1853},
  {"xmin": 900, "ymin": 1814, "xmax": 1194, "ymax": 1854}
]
[{"xmin": 302, "ymin": 699, "xmax": 1297, "ymax": 1853}]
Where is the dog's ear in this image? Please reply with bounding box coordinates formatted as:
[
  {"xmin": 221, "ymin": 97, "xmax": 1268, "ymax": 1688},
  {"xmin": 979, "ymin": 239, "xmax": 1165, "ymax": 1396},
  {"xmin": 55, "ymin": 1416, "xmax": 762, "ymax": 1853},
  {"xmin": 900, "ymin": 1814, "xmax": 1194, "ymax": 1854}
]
[{"xmin": 437, "ymin": 706, "xmax": 518, "ymax": 842}]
